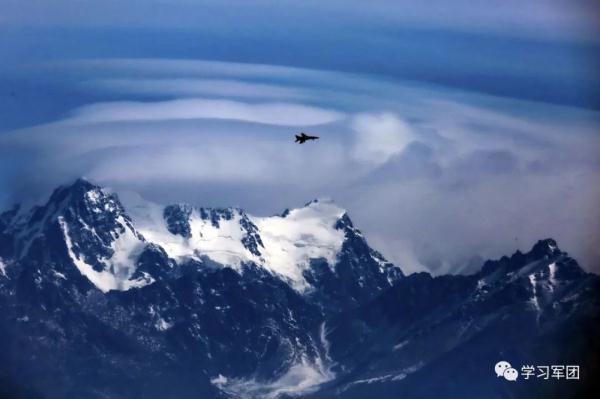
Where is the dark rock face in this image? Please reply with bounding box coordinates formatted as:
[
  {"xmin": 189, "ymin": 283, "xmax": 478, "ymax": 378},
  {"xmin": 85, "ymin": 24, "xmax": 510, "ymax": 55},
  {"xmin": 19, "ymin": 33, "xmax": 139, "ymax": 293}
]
[
  {"xmin": 308, "ymin": 240, "xmax": 600, "ymax": 399},
  {"xmin": 304, "ymin": 213, "xmax": 404, "ymax": 312},
  {"xmin": 238, "ymin": 213, "xmax": 264, "ymax": 257},
  {"xmin": 199, "ymin": 207, "xmax": 236, "ymax": 228},
  {"xmin": 163, "ymin": 204, "xmax": 265, "ymax": 257},
  {"xmin": 0, "ymin": 179, "xmax": 598, "ymax": 399},
  {"xmin": 164, "ymin": 204, "xmax": 193, "ymax": 238}
]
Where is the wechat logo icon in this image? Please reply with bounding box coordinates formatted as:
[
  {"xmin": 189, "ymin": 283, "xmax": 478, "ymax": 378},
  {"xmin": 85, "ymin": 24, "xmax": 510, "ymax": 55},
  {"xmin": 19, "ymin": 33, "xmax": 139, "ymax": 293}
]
[{"xmin": 495, "ymin": 361, "xmax": 519, "ymax": 381}]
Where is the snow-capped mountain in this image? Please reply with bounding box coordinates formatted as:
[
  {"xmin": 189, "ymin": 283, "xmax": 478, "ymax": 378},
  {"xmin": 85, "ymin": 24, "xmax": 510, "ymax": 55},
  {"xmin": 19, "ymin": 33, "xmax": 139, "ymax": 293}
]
[
  {"xmin": 121, "ymin": 191, "xmax": 400, "ymax": 294},
  {"xmin": 0, "ymin": 179, "xmax": 401, "ymax": 300},
  {"xmin": 0, "ymin": 179, "xmax": 598, "ymax": 399}
]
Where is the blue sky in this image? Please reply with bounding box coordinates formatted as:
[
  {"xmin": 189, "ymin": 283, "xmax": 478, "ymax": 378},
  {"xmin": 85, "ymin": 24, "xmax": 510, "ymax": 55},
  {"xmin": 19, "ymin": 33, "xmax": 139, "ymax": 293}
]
[{"xmin": 0, "ymin": 1, "xmax": 599, "ymax": 274}]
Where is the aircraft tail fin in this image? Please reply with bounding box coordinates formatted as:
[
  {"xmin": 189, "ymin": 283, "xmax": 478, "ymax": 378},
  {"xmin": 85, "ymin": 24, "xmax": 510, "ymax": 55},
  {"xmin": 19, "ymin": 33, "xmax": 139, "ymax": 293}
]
[{"xmin": 295, "ymin": 135, "xmax": 302, "ymax": 142}]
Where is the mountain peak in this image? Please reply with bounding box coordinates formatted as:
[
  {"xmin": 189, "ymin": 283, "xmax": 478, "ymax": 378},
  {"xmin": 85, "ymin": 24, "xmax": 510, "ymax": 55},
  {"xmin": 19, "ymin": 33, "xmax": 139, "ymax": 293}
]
[
  {"xmin": 73, "ymin": 176, "xmax": 94, "ymax": 188},
  {"xmin": 106, "ymin": 187, "xmax": 393, "ymax": 293},
  {"xmin": 56, "ymin": 177, "xmax": 96, "ymax": 196},
  {"xmin": 44, "ymin": 178, "xmax": 94, "ymax": 206},
  {"xmin": 304, "ymin": 197, "xmax": 336, "ymax": 207},
  {"xmin": 530, "ymin": 238, "xmax": 560, "ymax": 258},
  {"xmin": 40, "ymin": 178, "xmax": 117, "ymax": 220},
  {"xmin": 478, "ymin": 237, "xmax": 581, "ymax": 278},
  {"xmin": 295, "ymin": 198, "xmax": 345, "ymax": 220},
  {"xmin": 3, "ymin": 181, "xmax": 400, "ymax": 295}
]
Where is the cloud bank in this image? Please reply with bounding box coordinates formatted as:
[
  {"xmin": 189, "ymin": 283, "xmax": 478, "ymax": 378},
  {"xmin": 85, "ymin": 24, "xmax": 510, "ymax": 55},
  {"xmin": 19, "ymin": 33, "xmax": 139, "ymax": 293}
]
[
  {"xmin": 1, "ymin": 58, "xmax": 599, "ymax": 275},
  {"xmin": 66, "ymin": 99, "xmax": 344, "ymax": 126}
]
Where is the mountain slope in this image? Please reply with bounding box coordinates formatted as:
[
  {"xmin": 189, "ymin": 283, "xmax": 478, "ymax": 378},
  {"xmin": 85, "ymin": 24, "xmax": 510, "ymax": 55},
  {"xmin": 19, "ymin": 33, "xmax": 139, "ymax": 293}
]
[
  {"xmin": 0, "ymin": 179, "xmax": 597, "ymax": 399},
  {"xmin": 308, "ymin": 239, "xmax": 600, "ymax": 398},
  {"xmin": 0, "ymin": 179, "xmax": 402, "ymax": 398}
]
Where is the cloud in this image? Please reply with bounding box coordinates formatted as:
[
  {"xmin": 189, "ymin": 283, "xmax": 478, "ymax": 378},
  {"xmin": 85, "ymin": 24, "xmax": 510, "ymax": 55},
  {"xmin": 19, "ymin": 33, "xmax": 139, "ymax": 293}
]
[
  {"xmin": 351, "ymin": 113, "xmax": 416, "ymax": 164},
  {"xmin": 452, "ymin": 149, "xmax": 519, "ymax": 177},
  {"xmin": 68, "ymin": 58, "xmax": 342, "ymax": 84},
  {"xmin": 1, "ymin": 58, "xmax": 599, "ymax": 276},
  {"xmin": 65, "ymin": 99, "xmax": 344, "ymax": 126},
  {"xmin": 88, "ymin": 78, "xmax": 313, "ymax": 100},
  {"xmin": 0, "ymin": 116, "xmax": 352, "ymax": 209},
  {"xmin": 363, "ymin": 142, "xmax": 442, "ymax": 183}
]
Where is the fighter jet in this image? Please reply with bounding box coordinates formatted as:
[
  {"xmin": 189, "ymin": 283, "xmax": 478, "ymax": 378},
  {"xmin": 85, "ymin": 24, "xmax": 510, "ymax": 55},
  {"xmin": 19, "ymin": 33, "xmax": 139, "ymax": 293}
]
[{"xmin": 295, "ymin": 132, "xmax": 319, "ymax": 144}]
